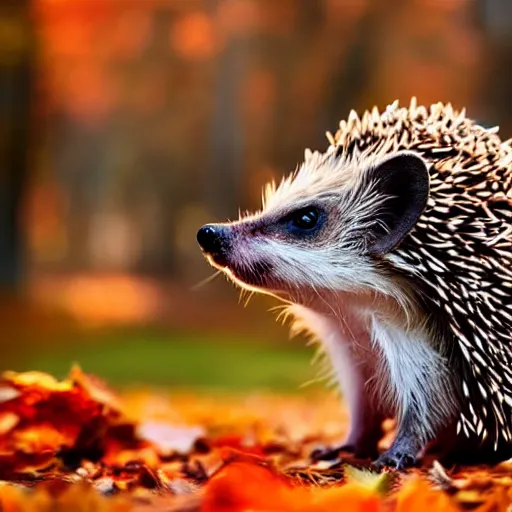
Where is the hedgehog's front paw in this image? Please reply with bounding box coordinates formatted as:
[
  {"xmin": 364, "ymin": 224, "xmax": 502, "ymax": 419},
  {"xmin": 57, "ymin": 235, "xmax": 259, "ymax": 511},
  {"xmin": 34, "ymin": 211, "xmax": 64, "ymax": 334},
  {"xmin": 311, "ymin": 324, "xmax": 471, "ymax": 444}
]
[
  {"xmin": 311, "ymin": 441, "xmax": 379, "ymax": 462},
  {"xmin": 373, "ymin": 449, "xmax": 417, "ymax": 470},
  {"xmin": 310, "ymin": 443, "xmax": 355, "ymax": 462}
]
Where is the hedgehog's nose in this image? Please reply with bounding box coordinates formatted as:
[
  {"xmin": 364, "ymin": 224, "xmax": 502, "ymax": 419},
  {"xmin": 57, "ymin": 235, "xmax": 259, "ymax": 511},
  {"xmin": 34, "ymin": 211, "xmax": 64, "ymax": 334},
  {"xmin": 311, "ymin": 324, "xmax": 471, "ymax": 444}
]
[
  {"xmin": 197, "ymin": 225, "xmax": 219, "ymax": 253},
  {"xmin": 197, "ymin": 224, "xmax": 230, "ymax": 264}
]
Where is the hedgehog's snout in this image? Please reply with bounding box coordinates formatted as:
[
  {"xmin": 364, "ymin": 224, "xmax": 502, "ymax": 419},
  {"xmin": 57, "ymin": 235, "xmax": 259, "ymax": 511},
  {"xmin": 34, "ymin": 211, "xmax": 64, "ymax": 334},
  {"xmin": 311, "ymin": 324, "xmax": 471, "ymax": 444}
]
[{"xmin": 197, "ymin": 223, "xmax": 231, "ymax": 267}]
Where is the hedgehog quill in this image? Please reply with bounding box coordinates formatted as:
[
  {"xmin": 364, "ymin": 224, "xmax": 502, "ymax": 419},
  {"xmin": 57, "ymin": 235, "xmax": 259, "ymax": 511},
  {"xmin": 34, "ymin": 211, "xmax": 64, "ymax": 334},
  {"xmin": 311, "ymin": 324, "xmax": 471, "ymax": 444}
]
[{"xmin": 196, "ymin": 98, "xmax": 512, "ymax": 469}]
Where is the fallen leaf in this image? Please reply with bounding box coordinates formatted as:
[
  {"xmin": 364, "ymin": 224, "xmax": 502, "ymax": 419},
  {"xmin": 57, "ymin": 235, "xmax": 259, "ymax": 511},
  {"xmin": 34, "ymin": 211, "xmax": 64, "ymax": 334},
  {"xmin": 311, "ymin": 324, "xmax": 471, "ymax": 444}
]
[
  {"xmin": 137, "ymin": 422, "xmax": 205, "ymax": 456},
  {"xmin": 395, "ymin": 476, "xmax": 460, "ymax": 512}
]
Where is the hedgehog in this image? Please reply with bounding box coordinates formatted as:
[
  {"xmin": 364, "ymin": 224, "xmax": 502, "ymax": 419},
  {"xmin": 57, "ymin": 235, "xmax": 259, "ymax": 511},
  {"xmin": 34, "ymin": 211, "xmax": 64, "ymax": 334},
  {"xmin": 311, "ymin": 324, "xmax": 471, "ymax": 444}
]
[{"xmin": 196, "ymin": 98, "xmax": 512, "ymax": 469}]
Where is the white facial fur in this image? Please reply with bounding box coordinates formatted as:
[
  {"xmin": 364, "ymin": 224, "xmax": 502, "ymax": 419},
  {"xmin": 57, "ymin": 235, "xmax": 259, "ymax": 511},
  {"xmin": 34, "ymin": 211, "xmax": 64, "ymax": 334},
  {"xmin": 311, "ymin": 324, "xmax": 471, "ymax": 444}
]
[{"xmin": 227, "ymin": 149, "xmax": 423, "ymax": 304}]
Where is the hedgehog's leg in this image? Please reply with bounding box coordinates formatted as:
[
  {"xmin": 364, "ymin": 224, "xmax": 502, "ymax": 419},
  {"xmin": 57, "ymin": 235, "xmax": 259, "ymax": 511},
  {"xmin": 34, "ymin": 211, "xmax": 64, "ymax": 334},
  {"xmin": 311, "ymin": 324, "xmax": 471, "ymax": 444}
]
[
  {"xmin": 288, "ymin": 305, "xmax": 385, "ymax": 460},
  {"xmin": 312, "ymin": 392, "xmax": 384, "ymax": 461},
  {"xmin": 338, "ymin": 396, "xmax": 385, "ymax": 459},
  {"xmin": 373, "ymin": 409, "xmax": 424, "ymax": 469},
  {"xmin": 312, "ymin": 324, "xmax": 385, "ymax": 458},
  {"xmin": 369, "ymin": 318, "xmax": 458, "ymax": 470},
  {"xmin": 331, "ymin": 354, "xmax": 385, "ymax": 460}
]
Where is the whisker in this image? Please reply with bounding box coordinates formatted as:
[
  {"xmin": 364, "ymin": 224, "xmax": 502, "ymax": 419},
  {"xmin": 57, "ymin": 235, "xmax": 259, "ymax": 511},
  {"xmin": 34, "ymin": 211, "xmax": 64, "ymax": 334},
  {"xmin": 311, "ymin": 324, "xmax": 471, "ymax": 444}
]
[
  {"xmin": 243, "ymin": 291, "xmax": 255, "ymax": 307},
  {"xmin": 191, "ymin": 270, "xmax": 222, "ymax": 290}
]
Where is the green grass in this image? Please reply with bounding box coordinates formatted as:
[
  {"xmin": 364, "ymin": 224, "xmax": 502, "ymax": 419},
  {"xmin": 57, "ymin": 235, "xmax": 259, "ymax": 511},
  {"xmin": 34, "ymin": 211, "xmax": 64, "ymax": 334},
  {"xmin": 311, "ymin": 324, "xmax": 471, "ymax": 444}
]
[{"xmin": 16, "ymin": 329, "xmax": 318, "ymax": 392}]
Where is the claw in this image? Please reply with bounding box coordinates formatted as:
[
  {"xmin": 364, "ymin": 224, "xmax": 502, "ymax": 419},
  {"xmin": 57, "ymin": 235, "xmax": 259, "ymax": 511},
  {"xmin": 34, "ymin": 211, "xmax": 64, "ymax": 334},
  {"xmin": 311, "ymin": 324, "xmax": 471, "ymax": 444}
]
[{"xmin": 373, "ymin": 450, "xmax": 417, "ymax": 471}]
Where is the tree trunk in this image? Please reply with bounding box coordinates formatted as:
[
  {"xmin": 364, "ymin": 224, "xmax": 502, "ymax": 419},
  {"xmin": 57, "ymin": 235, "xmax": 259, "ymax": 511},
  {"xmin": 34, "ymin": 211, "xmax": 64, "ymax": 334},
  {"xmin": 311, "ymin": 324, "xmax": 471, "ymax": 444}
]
[
  {"xmin": 0, "ymin": 2, "xmax": 34, "ymax": 290},
  {"xmin": 205, "ymin": 6, "xmax": 248, "ymax": 221},
  {"xmin": 475, "ymin": 0, "xmax": 512, "ymax": 133}
]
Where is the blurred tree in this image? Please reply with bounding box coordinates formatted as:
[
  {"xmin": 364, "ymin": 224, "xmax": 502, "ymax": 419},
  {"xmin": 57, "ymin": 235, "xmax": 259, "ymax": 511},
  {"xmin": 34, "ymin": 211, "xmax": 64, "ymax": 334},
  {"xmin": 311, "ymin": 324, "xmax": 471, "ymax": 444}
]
[
  {"xmin": 206, "ymin": 0, "xmax": 247, "ymax": 221},
  {"xmin": 0, "ymin": 2, "xmax": 35, "ymax": 289},
  {"xmin": 269, "ymin": 0, "xmax": 325, "ymax": 171},
  {"xmin": 477, "ymin": 0, "xmax": 512, "ymax": 134},
  {"xmin": 322, "ymin": 1, "xmax": 382, "ymax": 129},
  {"xmin": 26, "ymin": 0, "xmax": 494, "ymax": 286}
]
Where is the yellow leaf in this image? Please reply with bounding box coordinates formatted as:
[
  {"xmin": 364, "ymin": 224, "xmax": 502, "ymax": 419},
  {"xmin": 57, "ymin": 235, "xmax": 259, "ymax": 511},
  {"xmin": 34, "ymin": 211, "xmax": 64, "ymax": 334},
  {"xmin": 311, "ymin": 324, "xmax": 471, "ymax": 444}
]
[{"xmin": 344, "ymin": 465, "xmax": 394, "ymax": 496}]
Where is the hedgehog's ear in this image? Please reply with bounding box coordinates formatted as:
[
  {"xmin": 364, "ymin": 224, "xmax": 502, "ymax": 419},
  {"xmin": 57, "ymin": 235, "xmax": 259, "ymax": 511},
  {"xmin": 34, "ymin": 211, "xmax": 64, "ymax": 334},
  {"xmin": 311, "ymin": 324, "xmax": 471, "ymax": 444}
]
[{"xmin": 365, "ymin": 152, "xmax": 429, "ymax": 255}]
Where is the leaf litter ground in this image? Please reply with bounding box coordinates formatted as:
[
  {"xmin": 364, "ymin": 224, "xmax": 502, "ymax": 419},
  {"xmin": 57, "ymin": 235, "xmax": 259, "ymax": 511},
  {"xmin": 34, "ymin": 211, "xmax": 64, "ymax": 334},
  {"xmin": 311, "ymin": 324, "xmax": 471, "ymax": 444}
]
[{"xmin": 0, "ymin": 367, "xmax": 511, "ymax": 511}]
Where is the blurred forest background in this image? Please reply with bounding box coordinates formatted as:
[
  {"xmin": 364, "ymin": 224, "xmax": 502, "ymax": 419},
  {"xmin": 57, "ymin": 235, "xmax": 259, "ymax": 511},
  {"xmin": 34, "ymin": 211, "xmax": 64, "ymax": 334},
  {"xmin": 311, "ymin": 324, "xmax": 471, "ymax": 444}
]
[{"xmin": 1, "ymin": 0, "xmax": 512, "ymax": 389}]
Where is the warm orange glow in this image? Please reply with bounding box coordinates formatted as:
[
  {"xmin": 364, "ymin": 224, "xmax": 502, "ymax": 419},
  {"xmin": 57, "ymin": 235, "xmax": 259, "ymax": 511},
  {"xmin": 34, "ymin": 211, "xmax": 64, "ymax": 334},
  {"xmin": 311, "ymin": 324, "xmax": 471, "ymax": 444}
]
[
  {"xmin": 30, "ymin": 274, "xmax": 163, "ymax": 327},
  {"xmin": 171, "ymin": 12, "xmax": 220, "ymax": 61}
]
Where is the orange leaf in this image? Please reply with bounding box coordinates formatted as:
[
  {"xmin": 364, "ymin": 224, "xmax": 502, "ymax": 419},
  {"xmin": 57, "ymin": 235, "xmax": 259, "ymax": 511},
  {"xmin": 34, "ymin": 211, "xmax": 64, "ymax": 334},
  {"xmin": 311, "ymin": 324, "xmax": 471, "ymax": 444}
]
[
  {"xmin": 305, "ymin": 484, "xmax": 382, "ymax": 512},
  {"xmin": 202, "ymin": 461, "xmax": 382, "ymax": 512},
  {"xmin": 202, "ymin": 461, "xmax": 297, "ymax": 512},
  {"xmin": 396, "ymin": 476, "xmax": 459, "ymax": 512}
]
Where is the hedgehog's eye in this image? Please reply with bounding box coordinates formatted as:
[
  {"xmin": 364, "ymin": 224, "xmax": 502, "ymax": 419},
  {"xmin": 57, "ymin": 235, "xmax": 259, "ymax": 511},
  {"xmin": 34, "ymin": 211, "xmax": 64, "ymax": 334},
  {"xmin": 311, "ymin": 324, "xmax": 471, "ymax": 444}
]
[{"xmin": 287, "ymin": 207, "xmax": 321, "ymax": 231}]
